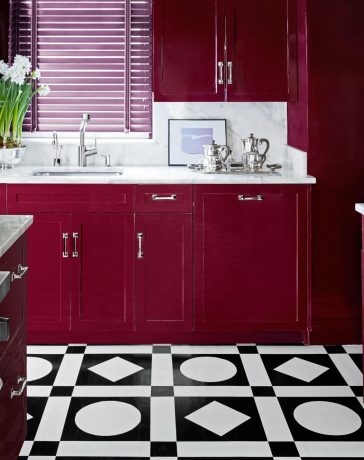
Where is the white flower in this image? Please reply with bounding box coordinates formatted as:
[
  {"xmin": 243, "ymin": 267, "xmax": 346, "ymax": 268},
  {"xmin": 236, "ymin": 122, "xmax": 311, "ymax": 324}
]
[
  {"xmin": 31, "ymin": 68, "xmax": 41, "ymax": 80},
  {"xmin": 0, "ymin": 60, "xmax": 9, "ymax": 76},
  {"xmin": 7, "ymin": 66, "xmax": 26, "ymax": 85},
  {"xmin": 13, "ymin": 55, "xmax": 32, "ymax": 74},
  {"xmin": 38, "ymin": 85, "xmax": 50, "ymax": 96}
]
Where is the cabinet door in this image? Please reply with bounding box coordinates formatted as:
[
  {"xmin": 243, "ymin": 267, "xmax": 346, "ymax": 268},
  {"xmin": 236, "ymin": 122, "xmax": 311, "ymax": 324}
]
[
  {"xmin": 71, "ymin": 214, "xmax": 134, "ymax": 335},
  {"xmin": 195, "ymin": 185, "xmax": 308, "ymax": 331},
  {"xmin": 226, "ymin": 0, "xmax": 297, "ymax": 101},
  {"xmin": 135, "ymin": 213, "xmax": 193, "ymax": 331},
  {"xmin": 153, "ymin": 0, "xmax": 225, "ymax": 101},
  {"xmin": 26, "ymin": 214, "xmax": 71, "ymax": 337}
]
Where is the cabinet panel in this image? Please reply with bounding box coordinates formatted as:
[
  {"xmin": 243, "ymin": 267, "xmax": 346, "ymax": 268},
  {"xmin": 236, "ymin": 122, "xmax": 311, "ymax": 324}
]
[
  {"xmin": 136, "ymin": 185, "xmax": 193, "ymax": 213},
  {"xmin": 226, "ymin": 0, "xmax": 297, "ymax": 101},
  {"xmin": 135, "ymin": 213, "xmax": 193, "ymax": 331},
  {"xmin": 0, "ymin": 185, "xmax": 5, "ymax": 213},
  {"xmin": 153, "ymin": 0, "xmax": 225, "ymax": 101},
  {"xmin": 195, "ymin": 185, "xmax": 307, "ymax": 331},
  {"xmin": 71, "ymin": 213, "xmax": 134, "ymax": 333},
  {"xmin": 26, "ymin": 214, "xmax": 71, "ymax": 334}
]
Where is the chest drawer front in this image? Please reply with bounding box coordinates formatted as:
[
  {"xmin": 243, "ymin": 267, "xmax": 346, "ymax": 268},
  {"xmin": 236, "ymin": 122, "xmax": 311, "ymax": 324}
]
[
  {"xmin": 136, "ymin": 185, "xmax": 193, "ymax": 212},
  {"xmin": 7, "ymin": 184, "xmax": 135, "ymax": 213}
]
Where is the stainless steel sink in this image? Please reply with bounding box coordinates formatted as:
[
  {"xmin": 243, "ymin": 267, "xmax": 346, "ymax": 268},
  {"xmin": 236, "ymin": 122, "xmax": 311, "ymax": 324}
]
[{"xmin": 32, "ymin": 168, "xmax": 123, "ymax": 177}]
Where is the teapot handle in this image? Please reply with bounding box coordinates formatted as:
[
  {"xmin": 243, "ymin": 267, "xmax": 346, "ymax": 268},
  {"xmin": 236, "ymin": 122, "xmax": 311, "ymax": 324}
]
[
  {"xmin": 219, "ymin": 145, "xmax": 231, "ymax": 163},
  {"xmin": 258, "ymin": 138, "xmax": 270, "ymax": 156}
]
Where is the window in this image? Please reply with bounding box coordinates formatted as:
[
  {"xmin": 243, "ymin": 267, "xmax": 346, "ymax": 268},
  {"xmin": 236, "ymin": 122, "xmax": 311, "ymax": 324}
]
[{"xmin": 9, "ymin": 0, "xmax": 152, "ymax": 136}]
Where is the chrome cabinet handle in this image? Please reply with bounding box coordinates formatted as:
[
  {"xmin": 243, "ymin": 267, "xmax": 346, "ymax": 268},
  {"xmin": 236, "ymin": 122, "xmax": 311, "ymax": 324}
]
[
  {"xmin": 11, "ymin": 264, "xmax": 28, "ymax": 281},
  {"xmin": 62, "ymin": 232, "xmax": 69, "ymax": 258},
  {"xmin": 137, "ymin": 232, "xmax": 144, "ymax": 259},
  {"xmin": 238, "ymin": 194, "xmax": 263, "ymax": 201},
  {"xmin": 227, "ymin": 61, "xmax": 233, "ymax": 85},
  {"xmin": 218, "ymin": 61, "xmax": 224, "ymax": 85},
  {"xmin": 11, "ymin": 376, "xmax": 27, "ymax": 399},
  {"xmin": 0, "ymin": 317, "xmax": 10, "ymax": 342},
  {"xmin": 72, "ymin": 232, "xmax": 79, "ymax": 258},
  {"xmin": 151, "ymin": 194, "xmax": 177, "ymax": 201}
]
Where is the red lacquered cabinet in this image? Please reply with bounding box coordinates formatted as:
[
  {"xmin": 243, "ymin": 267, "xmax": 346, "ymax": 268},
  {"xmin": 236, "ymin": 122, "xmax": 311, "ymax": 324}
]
[
  {"xmin": 0, "ymin": 185, "xmax": 5, "ymax": 213},
  {"xmin": 153, "ymin": 0, "xmax": 297, "ymax": 102},
  {"xmin": 195, "ymin": 185, "xmax": 309, "ymax": 331},
  {"xmin": 135, "ymin": 213, "xmax": 193, "ymax": 331}
]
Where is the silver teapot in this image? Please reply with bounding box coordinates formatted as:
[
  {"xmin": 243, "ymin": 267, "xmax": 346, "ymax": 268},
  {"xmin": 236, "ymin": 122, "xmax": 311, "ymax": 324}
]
[
  {"xmin": 241, "ymin": 133, "xmax": 270, "ymax": 171},
  {"xmin": 202, "ymin": 140, "xmax": 231, "ymax": 172}
]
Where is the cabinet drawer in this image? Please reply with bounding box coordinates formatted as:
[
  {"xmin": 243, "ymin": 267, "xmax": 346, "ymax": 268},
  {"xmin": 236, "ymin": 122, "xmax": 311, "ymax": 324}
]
[
  {"xmin": 7, "ymin": 184, "xmax": 135, "ymax": 213},
  {"xmin": 136, "ymin": 185, "xmax": 192, "ymax": 212}
]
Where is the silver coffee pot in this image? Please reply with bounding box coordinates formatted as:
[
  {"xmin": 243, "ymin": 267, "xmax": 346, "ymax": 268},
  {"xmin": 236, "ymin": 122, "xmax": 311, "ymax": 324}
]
[
  {"xmin": 241, "ymin": 133, "xmax": 270, "ymax": 171},
  {"xmin": 202, "ymin": 140, "xmax": 231, "ymax": 172}
]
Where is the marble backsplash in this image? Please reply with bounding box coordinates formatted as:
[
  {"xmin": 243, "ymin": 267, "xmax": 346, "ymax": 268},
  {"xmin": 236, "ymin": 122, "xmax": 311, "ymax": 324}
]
[{"xmin": 22, "ymin": 102, "xmax": 287, "ymax": 167}]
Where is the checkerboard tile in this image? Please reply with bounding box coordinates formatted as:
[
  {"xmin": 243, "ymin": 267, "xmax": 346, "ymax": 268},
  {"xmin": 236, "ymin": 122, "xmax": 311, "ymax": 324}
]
[{"xmin": 19, "ymin": 343, "xmax": 364, "ymax": 458}]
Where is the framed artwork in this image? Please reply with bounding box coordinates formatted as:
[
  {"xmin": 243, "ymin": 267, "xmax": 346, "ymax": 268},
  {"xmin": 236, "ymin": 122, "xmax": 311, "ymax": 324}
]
[{"xmin": 168, "ymin": 119, "xmax": 227, "ymax": 166}]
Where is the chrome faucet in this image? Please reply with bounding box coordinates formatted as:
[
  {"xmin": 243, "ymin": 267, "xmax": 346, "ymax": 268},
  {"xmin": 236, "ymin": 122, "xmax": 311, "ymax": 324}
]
[
  {"xmin": 78, "ymin": 113, "xmax": 98, "ymax": 167},
  {"xmin": 52, "ymin": 131, "xmax": 62, "ymax": 166}
]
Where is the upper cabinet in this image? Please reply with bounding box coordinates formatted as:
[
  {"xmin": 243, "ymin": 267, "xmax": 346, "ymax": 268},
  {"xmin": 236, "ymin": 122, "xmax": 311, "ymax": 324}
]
[{"xmin": 153, "ymin": 0, "xmax": 297, "ymax": 102}]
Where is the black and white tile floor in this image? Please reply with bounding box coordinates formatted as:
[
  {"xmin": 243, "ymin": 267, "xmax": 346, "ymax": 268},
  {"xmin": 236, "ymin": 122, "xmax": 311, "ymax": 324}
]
[{"xmin": 20, "ymin": 344, "xmax": 364, "ymax": 459}]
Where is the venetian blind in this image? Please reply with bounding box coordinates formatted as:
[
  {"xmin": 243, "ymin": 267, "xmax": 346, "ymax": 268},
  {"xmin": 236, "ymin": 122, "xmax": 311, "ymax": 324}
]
[{"xmin": 9, "ymin": 0, "xmax": 152, "ymax": 135}]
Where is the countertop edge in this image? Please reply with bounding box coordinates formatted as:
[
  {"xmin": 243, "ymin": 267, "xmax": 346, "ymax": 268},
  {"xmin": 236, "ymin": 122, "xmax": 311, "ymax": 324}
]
[{"xmin": 0, "ymin": 215, "xmax": 34, "ymax": 259}]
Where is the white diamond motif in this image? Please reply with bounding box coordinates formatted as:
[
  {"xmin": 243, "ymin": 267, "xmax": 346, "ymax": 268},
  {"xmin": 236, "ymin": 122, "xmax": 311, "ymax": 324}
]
[
  {"xmin": 185, "ymin": 401, "xmax": 250, "ymax": 436},
  {"xmin": 274, "ymin": 357, "xmax": 329, "ymax": 383},
  {"xmin": 27, "ymin": 413, "xmax": 33, "ymax": 421},
  {"xmin": 88, "ymin": 357, "xmax": 143, "ymax": 382}
]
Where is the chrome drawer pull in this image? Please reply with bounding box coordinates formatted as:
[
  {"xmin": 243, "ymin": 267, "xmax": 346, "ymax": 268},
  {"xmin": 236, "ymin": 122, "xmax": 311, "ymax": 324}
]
[
  {"xmin": 137, "ymin": 232, "xmax": 144, "ymax": 259},
  {"xmin": 72, "ymin": 232, "xmax": 79, "ymax": 258},
  {"xmin": 218, "ymin": 61, "xmax": 224, "ymax": 85},
  {"xmin": 62, "ymin": 232, "xmax": 69, "ymax": 258},
  {"xmin": 151, "ymin": 194, "xmax": 177, "ymax": 201},
  {"xmin": 0, "ymin": 317, "xmax": 10, "ymax": 342},
  {"xmin": 227, "ymin": 61, "xmax": 233, "ymax": 84},
  {"xmin": 11, "ymin": 265, "xmax": 28, "ymax": 281},
  {"xmin": 11, "ymin": 376, "xmax": 26, "ymax": 399},
  {"xmin": 238, "ymin": 194, "xmax": 263, "ymax": 201}
]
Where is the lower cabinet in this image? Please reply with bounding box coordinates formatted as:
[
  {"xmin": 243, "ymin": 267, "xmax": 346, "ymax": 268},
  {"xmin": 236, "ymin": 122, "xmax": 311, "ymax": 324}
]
[
  {"xmin": 195, "ymin": 185, "xmax": 309, "ymax": 331},
  {"xmin": 135, "ymin": 213, "xmax": 193, "ymax": 331}
]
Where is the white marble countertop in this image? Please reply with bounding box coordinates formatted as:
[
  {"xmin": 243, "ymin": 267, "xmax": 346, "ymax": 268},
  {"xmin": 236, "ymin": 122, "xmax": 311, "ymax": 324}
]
[
  {"xmin": 0, "ymin": 215, "xmax": 33, "ymax": 258},
  {"xmin": 0, "ymin": 166, "xmax": 316, "ymax": 184},
  {"xmin": 355, "ymin": 203, "xmax": 364, "ymax": 215}
]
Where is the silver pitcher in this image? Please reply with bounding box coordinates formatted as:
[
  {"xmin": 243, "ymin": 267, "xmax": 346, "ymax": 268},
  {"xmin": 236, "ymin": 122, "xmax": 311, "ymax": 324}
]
[
  {"xmin": 241, "ymin": 133, "xmax": 270, "ymax": 171},
  {"xmin": 202, "ymin": 140, "xmax": 231, "ymax": 172}
]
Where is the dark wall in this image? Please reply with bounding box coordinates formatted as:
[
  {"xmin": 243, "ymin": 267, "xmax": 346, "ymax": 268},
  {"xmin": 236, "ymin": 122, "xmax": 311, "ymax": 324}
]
[
  {"xmin": 288, "ymin": 0, "xmax": 364, "ymax": 343},
  {"xmin": 0, "ymin": 0, "xmax": 9, "ymax": 61}
]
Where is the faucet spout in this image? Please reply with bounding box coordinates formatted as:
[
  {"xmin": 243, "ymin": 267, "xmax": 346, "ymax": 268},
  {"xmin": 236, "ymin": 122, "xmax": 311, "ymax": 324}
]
[{"xmin": 78, "ymin": 113, "xmax": 97, "ymax": 167}]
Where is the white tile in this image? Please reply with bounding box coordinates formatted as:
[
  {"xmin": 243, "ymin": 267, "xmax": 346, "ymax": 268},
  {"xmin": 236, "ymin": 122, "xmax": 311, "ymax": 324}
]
[
  {"xmin": 27, "ymin": 356, "xmax": 53, "ymax": 382},
  {"xmin": 174, "ymin": 386, "xmax": 252, "ymax": 397},
  {"xmin": 57, "ymin": 441, "xmax": 150, "ymax": 457},
  {"xmin": 274, "ymin": 385, "xmax": 355, "ymax": 397},
  {"xmin": 73, "ymin": 385, "xmax": 151, "ymax": 397},
  {"xmin": 274, "ymin": 357, "xmax": 328, "ymax": 383},
  {"xmin": 330, "ymin": 354, "xmax": 363, "ymax": 386},
  {"xmin": 180, "ymin": 356, "xmax": 237, "ymax": 383},
  {"xmin": 177, "ymin": 441, "xmax": 271, "ymax": 457},
  {"xmin": 19, "ymin": 440, "xmax": 33, "ymax": 456},
  {"xmin": 240, "ymin": 354, "xmax": 271, "ymax": 386},
  {"xmin": 27, "ymin": 386, "xmax": 52, "ymax": 397},
  {"xmin": 27, "ymin": 413, "xmax": 33, "ymax": 420},
  {"xmin": 357, "ymin": 396, "xmax": 364, "ymax": 408},
  {"xmin": 68, "ymin": 343, "xmax": 87, "ymax": 346},
  {"xmin": 151, "ymin": 353, "xmax": 173, "ymax": 386},
  {"xmin": 54, "ymin": 354, "xmax": 83, "ymax": 386},
  {"xmin": 152, "ymin": 458, "xmax": 177, "ymax": 460},
  {"xmin": 255, "ymin": 397, "xmax": 293, "ymax": 441},
  {"xmin": 27, "ymin": 345, "xmax": 67, "ymax": 355},
  {"xmin": 171, "ymin": 345, "xmax": 239, "ymax": 354},
  {"xmin": 88, "ymin": 356, "xmax": 143, "ymax": 383},
  {"xmin": 35, "ymin": 397, "xmax": 71, "ymax": 441},
  {"xmin": 343, "ymin": 345, "xmax": 362, "ymax": 354},
  {"xmin": 185, "ymin": 401, "xmax": 250, "ymax": 437},
  {"xmin": 296, "ymin": 441, "xmax": 364, "ymax": 458},
  {"xmin": 28, "ymin": 457, "xmax": 56, "ymax": 460},
  {"xmin": 151, "ymin": 397, "xmax": 176, "ymax": 441},
  {"xmin": 258, "ymin": 345, "xmax": 327, "ymax": 354},
  {"xmin": 85, "ymin": 345, "xmax": 152, "ymax": 354}
]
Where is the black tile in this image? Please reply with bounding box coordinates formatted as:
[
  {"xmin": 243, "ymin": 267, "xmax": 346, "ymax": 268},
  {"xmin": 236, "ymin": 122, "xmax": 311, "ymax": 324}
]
[
  {"xmin": 350, "ymin": 386, "xmax": 363, "ymax": 396},
  {"xmin": 150, "ymin": 441, "xmax": 177, "ymax": 456},
  {"xmin": 26, "ymin": 354, "xmax": 65, "ymax": 386},
  {"xmin": 269, "ymin": 441, "xmax": 299, "ymax": 456},
  {"xmin": 67, "ymin": 345, "xmax": 86, "ymax": 354},
  {"xmin": 153, "ymin": 345, "xmax": 171, "ymax": 353},
  {"xmin": 348, "ymin": 353, "xmax": 363, "ymax": 372},
  {"xmin": 51, "ymin": 386, "xmax": 74, "ymax": 396},
  {"xmin": 238, "ymin": 345, "xmax": 258, "ymax": 354},
  {"xmin": 324, "ymin": 345, "xmax": 346, "ymax": 353},
  {"xmin": 26, "ymin": 397, "xmax": 49, "ymax": 440},
  {"xmin": 251, "ymin": 386, "xmax": 275, "ymax": 397},
  {"xmin": 30, "ymin": 441, "xmax": 59, "ymax": 455},
  {"xmin": 151, "ymin": 386, "xmax": 174, "ymax": 396}
]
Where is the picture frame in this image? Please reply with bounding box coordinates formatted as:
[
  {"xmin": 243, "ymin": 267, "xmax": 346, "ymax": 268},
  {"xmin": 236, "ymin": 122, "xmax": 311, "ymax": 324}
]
[{"xmin": 168, "ymin": 119, "xmax": 227, "ymax": 166}]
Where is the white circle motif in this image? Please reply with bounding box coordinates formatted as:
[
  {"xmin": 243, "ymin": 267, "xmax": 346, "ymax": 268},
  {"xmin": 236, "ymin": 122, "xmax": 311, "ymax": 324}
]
[
  {"xmin": 27, "ymin": 357, "xmax": 53, "ymax": 382},
  {"xmin": 180, "ymin": 356, "xmax": 237, "ymax": 383}
]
